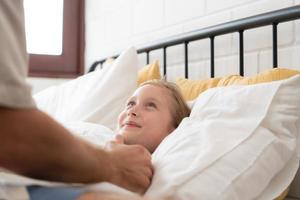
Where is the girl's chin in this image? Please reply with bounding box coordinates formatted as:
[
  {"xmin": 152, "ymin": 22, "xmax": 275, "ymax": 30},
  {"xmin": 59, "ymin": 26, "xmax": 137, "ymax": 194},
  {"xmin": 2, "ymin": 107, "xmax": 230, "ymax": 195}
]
[{"xmin": 122, "ymin": 133, "xmax": 140, "ymax": 145}]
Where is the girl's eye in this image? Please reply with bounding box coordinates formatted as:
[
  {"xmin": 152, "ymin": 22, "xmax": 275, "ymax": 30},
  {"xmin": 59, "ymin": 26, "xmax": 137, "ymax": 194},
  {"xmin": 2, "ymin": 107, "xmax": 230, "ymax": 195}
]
[
  {"xmin": 126, "ymin": 101, "xmax": 135, "ymax": 107},
  {"xmin": 146, "ymin": 102, "xmax": 157, "ymax": 108}
]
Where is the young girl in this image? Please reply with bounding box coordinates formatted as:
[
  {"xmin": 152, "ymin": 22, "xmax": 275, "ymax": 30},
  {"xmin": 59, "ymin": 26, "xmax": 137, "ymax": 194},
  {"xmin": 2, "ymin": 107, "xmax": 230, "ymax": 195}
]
[
  {"xmin": 78, "ymin": 80, "xmax": 191, "ymax": 200},
  {"xmin": 116, "ymin": 79, "xmax": 191, "ymax": 153}
]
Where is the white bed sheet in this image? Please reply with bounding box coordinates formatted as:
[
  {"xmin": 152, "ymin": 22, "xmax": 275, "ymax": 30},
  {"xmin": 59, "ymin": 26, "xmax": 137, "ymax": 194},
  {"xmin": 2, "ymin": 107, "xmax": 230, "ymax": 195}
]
[{"xmin": 1, "ymin": 76, "xmax": 300, "ymax": 200}]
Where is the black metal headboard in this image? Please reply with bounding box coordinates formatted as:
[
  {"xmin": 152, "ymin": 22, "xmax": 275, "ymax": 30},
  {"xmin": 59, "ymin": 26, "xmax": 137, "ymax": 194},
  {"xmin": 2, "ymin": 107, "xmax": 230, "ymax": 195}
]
[{"xmin": 89, "ymin": 5, "xmax": 300, "ymax": 78}]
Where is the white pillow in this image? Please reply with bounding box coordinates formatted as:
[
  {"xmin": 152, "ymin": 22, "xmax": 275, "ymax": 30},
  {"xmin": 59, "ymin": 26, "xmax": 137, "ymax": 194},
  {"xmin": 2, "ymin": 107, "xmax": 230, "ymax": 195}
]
[
  {"xmin": 146, "ymin": 75, "xmax": 300, "ymax": 200},
  {"xmin": 34, "ymin": 47, "xmax": 138, "ymax": 130},
  {"xmin": 64, "ymin": 121, "xmax": 115, "ymax": 147}
]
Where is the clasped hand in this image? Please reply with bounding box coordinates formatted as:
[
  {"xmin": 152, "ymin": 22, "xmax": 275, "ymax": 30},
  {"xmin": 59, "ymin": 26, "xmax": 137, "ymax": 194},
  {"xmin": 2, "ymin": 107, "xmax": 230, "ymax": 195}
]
[{"xmin": 104, "ymin": 135, "xmax": 153, "ymax": 194}]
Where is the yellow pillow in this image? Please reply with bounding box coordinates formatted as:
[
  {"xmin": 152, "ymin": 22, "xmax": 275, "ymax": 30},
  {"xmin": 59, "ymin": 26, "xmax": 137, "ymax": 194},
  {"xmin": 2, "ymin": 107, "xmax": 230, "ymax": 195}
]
[
  {"xmin": 176, "ymin": 77, "xmax": 222, "ymax": 101},
  {"xmin": 217, "ymin": 68, "xmax": 300, "ymax": 86},
  {"xmin": 137, "ymin": 60, "xmax": 161, "ymax": 85},
  {"xmin": 176, "ymin": 68, "xmax": 300, "ymax": 101}
]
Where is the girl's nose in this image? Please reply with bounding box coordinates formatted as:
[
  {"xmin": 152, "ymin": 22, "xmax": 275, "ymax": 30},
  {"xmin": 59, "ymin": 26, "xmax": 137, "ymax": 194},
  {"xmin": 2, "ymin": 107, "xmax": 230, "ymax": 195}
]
[
  {"xmin": 127, "ymin": 106, "xmax": 138, "ymax": 117},
  {"xmin": 130, "ymin": 112, "xmax": 137, "ymax": 116}
]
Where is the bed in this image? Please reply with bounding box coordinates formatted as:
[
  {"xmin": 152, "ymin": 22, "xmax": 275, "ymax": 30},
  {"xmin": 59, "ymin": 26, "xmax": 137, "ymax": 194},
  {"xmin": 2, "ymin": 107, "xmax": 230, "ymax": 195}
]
[
  {"xmin": 86, "ymin": 5, "xmax": 300, "ymax": 200},
  {"xmin": 1, "ymin": 5, "xmax": 300, "ymax": 200}
]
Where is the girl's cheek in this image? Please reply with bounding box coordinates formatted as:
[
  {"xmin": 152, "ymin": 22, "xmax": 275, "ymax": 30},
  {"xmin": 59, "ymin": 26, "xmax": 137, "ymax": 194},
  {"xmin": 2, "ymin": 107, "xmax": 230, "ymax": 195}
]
[{"xmin": 117, "ymin": 112, "xmax": 125, "ymax": 126}]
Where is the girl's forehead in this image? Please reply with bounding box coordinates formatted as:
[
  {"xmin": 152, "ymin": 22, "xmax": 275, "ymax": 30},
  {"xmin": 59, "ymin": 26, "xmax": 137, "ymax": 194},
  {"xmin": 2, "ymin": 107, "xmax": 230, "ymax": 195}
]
[
  {"xmin": 132, "ymin": 85, "xmax": 170, "ymax": 100},
  {"xmin": 129, "ymin": 84, "xmax": 174, "ymax": 114}
]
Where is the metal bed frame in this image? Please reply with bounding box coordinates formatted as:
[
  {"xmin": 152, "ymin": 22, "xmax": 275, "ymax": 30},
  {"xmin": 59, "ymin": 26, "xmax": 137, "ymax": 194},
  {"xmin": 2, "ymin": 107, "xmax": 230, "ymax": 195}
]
[
  {"xmin": 89, "ymin": 5, "xmax": 300, "ymax": 78},
  {"xmin": 88, "ymin": 6, "xmax": 300, "ymax": 199}
]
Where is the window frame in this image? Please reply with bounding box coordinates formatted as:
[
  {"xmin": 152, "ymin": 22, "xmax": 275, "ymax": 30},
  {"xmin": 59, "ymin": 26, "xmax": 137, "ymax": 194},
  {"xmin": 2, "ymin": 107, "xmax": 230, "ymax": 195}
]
[{"xmin": 28, "ymin": 0, "xmax": 85, "ymax": 78}]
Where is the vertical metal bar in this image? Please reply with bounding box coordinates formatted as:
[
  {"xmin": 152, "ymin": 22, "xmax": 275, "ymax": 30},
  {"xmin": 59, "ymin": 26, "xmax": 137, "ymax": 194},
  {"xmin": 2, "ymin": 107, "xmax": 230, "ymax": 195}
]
[
  {"xmin": 184, "ymin": 41, "xmax": 189, "ymax": 78},
  {"xmin": 163, "ymin": 47, "xmax": 167, "ymax": 77},
  {"xmin": 210, "ymin": 36, "xmax": 215, "ymax": 78},
  {"xmin": 239, "ymin": 30, "xmax": 244, "ymax": 76},
  {"xmin": 272, "ymin": 23, "xmax": 278, "ymax": 68},
  {"xmin": 88, "ymin": 61, "xmax": 101, "ymax": 72},
  {"xmin": 146, "ymin": 51, "xmax": 150, "ymax": 64}
]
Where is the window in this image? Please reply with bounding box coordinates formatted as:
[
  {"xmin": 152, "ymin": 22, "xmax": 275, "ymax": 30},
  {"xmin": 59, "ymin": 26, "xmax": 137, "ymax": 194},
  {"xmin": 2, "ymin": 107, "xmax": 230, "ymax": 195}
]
[{"xmin": 24, "ymin": 0, "xmax": 85, "ymax": 78}]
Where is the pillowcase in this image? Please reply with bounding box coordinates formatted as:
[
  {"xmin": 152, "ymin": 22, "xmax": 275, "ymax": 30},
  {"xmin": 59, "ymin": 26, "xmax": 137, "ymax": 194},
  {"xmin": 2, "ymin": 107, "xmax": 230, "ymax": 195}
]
[
  {"xmin": 64, "ymin": 121, "xmax": 115, "ymax": 147},
  {"xmin": 217, "ymin": 68, "xmax": 300, "ymax": 86},
  {"xmin": 176, "ymin": 77, "xmax": 221, "ymax": 101},
  {"xmin": 137, "ymin": 60, "xmax": 161, "ymax": 85},
  {"xmin": 146, "ymin": 75, "xmax": 300, "ymax": 200},
  {"xmin": 99, "ymin": 58, "xmax": 162, "ymax": 85},
  {"xmin": 176, "ymin": 68, "xmax": 300, "ymax": 199},
  {"xmin": 34, "ymin": 47, "xmax": 138, "ymax": 130},
  {"xmin": 176, "ymin": 68, "xmax": 300, "ymax": 101}
]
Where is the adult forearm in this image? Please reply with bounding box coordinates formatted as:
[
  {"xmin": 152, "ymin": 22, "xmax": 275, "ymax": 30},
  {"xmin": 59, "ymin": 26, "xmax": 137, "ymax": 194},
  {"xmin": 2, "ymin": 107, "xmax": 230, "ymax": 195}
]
[
  {"xmin": 0, "ymin": 107, "xmax": 110, "ymax": 183},
  {"xmin": 0, "ymin": 107, "xmax": 153, "ymax": 193}
]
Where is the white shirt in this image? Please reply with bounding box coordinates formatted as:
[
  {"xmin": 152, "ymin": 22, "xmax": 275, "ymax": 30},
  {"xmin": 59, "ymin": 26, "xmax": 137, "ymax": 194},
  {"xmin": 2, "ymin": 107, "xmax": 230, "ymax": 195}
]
[{"xmin": 0, "ymin": 0, "xmax": 35, "ymax": 109}]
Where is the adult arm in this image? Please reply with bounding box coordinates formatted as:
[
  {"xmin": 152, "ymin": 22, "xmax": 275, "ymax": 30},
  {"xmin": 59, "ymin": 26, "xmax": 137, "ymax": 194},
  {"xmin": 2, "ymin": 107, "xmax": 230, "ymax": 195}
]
[
  {"xmin": 0, "ymin": 0, "xmax": 152, "ymax": 193},
  {"xmin": 0, "ymin": 107, "xmax": 152, "ymax": 193}
]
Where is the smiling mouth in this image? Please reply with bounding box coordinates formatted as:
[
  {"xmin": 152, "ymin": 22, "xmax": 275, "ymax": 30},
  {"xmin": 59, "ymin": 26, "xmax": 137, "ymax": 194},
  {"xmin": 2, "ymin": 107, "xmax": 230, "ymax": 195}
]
[{"xmin": 123, "ymin": 122, "xmax": 142, "ymax": 128}]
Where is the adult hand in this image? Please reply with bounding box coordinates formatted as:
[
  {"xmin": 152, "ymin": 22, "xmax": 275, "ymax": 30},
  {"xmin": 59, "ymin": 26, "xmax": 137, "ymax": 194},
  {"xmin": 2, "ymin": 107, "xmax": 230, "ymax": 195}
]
[{"xmin": 104, "ymin": 135, "xmax": 153, "ymax": 194}]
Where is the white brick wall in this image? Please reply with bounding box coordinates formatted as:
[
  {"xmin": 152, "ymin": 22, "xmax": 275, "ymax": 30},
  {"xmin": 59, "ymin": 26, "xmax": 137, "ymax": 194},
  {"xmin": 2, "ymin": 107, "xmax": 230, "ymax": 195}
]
[
  {"xmin": 104, "ymin": 6, "xmax": 132, "ymax": 41},
  {"xmin": 183, "ymin": 10, "xmax": 231, "ymax": 32},
  {"xmin": 244, "ymin": 52, "xmax": 259, "ymax": 76},
  {"xmin": 259, "ymin": 46, "xmax": 300, "ymax": 72},
  {"xmin": 231, "ymin": 0, "xmax": 293, "ymax": 20},
  {"xmin": 133, "ymin": 0, "xmax": 164, "ymax": 34},
  {"xmin": 207, "ymin": 0, "xmax": 255, "ymax": 14},
  {"xmin": 30, "ymin": 0, "xmax": 300, "ymax": 92},
  {"xmin": 85, "ymin": 0, "xmax": 300, "ymax": 81},
  {"xmin": 188, "ymin": 60, "xmax": 211, "ymax": 80},
  {"xmin": 165, "ymin": 0, "xmax": 205, "ymax": 25},
  {"xmin": 214, "ymin": 55, "xmax": 240, "ymax": 77},
  {"xmin": 296, "ymin": 20, "xmax": 300, "ymax": 42}
]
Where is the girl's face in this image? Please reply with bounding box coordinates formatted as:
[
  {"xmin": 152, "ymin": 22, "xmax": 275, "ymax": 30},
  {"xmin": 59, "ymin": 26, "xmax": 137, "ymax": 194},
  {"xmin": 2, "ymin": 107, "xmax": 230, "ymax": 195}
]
[{"xmin": 117, "ymin": 84, "xmax": 175, "ymax": 153}]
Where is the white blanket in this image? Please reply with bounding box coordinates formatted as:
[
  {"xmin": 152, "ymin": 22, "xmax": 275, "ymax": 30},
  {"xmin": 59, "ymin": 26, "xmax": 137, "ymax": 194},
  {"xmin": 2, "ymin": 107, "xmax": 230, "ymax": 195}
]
[
  {"xmin": 0, "ymin": 122, "xmax": 128, "ymax": 200},
  {"xmin": 1, "ymin": 76, "xmax": 300, "ymax": 200},
  {"xmin": 145, "ymin": 75, "xmax": 300, "ymax": 200}
]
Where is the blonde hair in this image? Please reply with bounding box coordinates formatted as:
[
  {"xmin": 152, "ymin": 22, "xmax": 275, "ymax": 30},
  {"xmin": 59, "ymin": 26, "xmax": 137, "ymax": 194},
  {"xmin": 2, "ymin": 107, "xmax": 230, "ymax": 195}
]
[{"xmin": 140, "ymin": 79, "xmax": 191, "ymax": 128}]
